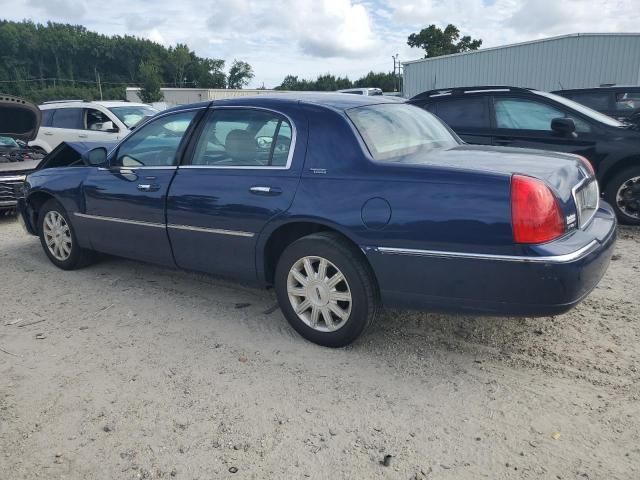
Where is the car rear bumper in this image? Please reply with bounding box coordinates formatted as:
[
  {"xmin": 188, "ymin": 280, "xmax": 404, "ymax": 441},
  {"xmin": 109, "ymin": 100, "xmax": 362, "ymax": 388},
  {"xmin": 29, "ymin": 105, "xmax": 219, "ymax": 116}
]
[{"xmin": 364, "ymin": 202, "xmax": 617, "ymax": 316}]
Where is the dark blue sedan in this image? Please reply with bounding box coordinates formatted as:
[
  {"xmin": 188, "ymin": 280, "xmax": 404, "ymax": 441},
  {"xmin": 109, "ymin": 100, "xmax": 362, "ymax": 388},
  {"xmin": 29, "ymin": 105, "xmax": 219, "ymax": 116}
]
[{"xmin": 18, "ymin": 94, "xmax": 616, "ymax": 347}]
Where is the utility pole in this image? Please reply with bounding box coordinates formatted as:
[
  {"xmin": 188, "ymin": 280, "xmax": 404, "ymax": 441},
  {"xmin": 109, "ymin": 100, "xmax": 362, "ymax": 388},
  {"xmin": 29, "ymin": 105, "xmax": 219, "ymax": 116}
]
[
  {"xmin": 392, "ymin": 54, "xmax": 399, "ymax": 92},
  {"xmin": 95, "ymin": 67, "xmax": 103, "ymax": 100}
]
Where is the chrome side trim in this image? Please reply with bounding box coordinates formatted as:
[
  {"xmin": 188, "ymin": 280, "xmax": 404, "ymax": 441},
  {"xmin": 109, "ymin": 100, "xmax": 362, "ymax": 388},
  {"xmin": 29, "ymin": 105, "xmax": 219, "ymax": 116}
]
[
  {"xmin": 73, "ymin": 212, "xmax": 165, "ymax": 228},
  {"xmin": 167, "ymin": 224, "xmax": 254, "ymax": 238},
  {"xmin": 375, "ymin": 240, "xmax": 599, "ymax": 264}
]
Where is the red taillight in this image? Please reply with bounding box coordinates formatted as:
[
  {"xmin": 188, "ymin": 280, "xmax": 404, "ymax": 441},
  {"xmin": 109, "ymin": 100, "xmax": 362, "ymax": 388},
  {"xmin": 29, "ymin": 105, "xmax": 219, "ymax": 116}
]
[
  {"xmin": 576, "ymin": 155, "xmax": 595, "ymax": 177},
  {"xmin": 511, "ymin": 175, "xmax": 565, "ymax": 244}
]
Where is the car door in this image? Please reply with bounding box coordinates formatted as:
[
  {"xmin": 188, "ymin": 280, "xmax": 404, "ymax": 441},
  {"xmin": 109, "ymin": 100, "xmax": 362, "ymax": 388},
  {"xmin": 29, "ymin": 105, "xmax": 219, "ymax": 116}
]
[
  {"xmin": 79, "ymin": 108, "xmax": 202, "ymax": 266},
  {"xmin": 490, "ymin": 95, "xmax": 598, "ymax": 157},
  {"xmin": 166, "ymin": 106, "xmax": 306, "ymax": 280},
  {"xmin": 424, "ymin": 96, "xmax": 493, "ymax": 145},
  {"xmin": 47, "ymin": 107, "xmax": 84, "ymax": 150}
]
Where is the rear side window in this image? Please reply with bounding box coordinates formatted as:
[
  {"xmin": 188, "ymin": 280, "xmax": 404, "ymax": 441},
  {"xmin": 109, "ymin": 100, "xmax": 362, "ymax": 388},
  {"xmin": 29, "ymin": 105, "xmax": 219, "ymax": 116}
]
[
  {"xmin": 433, "ymin": 97, "xmax": 489, "ymax": 129},
  {"xmin": 191, "ymin": 109, "xmax": 293, "ymax": 167},
  {"xmin": 41, "ymin": 109, "xmax": 54, "ymax": 127},
  {"xmin": 568, "ymin": 92, "xmax": 610, "ymax": 111},
  {"xmin": 52, "ymin": 108, "xmax": 83, "ymax": 129},
  {"xmin": 615, "ymin": 91, "xmax": 640, "ymax": 112}
]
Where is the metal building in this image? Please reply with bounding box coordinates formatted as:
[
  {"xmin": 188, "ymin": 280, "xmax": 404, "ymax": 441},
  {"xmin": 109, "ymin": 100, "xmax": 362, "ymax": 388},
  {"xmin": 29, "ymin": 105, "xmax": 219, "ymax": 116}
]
[{"xmin": 402, "ymin": 33, "xmax": 640, "ymax": 98}]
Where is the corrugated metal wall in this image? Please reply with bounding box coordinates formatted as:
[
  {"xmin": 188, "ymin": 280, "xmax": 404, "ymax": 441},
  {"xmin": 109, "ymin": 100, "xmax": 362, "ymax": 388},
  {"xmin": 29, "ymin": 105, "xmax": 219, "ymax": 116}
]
[{"xmin": 402, "ymin": 34, "xmax": 640, "ymax": 98}]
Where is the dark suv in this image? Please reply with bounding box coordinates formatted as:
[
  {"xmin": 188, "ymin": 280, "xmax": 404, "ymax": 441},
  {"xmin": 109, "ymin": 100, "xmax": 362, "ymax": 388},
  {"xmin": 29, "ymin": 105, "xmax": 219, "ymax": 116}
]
[
  {"xmin": 552, "ymin": 86, "xmax": 640, "ymax": 126},
  {"xmin": 409, "ymin": 86, "xmax": 640, "ymax": 224}
]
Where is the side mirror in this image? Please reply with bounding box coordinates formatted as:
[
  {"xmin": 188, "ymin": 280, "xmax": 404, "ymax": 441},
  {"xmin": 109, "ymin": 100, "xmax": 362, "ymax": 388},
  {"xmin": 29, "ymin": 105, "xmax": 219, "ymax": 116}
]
[
  {"xmin": 551, "ymin": 117, "xmax": 576, "ymax": 136},
  {"xmin": 84, "ymin": 147, "xmax": 108, "ymax": 167}
]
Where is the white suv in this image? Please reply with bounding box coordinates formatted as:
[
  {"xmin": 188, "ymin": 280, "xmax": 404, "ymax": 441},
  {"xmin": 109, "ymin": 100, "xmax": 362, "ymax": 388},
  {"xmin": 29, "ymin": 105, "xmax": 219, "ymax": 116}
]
[{"xmin": 31, "ymin": 100, "xmax": 158, "ymax": 153}]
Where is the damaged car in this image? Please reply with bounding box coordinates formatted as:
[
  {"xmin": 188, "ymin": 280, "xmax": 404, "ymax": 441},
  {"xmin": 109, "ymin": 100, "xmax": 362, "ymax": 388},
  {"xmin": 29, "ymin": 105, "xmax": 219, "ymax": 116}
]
[{"xmin": 0, "ymin": 95, "xmax": 45, "ymax": 215}]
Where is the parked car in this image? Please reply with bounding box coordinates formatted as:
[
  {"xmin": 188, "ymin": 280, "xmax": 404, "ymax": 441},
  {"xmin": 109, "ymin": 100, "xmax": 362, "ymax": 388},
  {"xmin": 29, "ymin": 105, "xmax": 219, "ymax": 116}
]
[
  {"xmin": 0, "ymin": 94, "xmax": 45, "ymax": 214},
  {"xmin": 31, "ymin": 100, "xmax": 157, "ymax": 153},
  {"xmin": 409, "ymin": 86, "xmax": 640, "ymax": 224},
  {"xmin": 552, "ymin": 86, "xmax": 640, "ymax": 126},
  {"xmin": 337, "ymin": 88, "xmax": 383, "ymax": 96},
  {"xmin": 18, "ymin": 94, "xmax": 616, "ymax": 347}
]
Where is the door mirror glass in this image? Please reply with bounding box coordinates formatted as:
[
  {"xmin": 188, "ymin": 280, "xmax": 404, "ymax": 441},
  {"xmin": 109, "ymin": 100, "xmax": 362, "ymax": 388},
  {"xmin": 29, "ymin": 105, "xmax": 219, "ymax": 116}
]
[
  {"xmin": 551, "ymin": 117, "xmax": 576, "ymax": 135},
  {"xmin": 85, "ymin": 147, "xmax": 108, "ymax": 167}
]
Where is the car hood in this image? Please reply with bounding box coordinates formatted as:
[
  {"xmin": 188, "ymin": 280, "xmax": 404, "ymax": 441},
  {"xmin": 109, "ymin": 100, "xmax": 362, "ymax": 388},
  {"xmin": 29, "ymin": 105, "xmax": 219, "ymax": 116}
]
[
  {"xmin": 0, "ymin": 94, "xmax": 41, "ymax": 142},
  {"xmin": 0, "ymin": 158, "xmax": 40, "ymax": 175}
]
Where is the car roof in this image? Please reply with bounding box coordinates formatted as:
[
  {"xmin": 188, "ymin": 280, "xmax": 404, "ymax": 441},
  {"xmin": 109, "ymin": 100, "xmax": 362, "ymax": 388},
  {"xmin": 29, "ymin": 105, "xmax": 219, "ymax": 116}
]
[
  {"xmin": 410, "ymin": 86, "xmax": 535, "ymax": 101},
  {"xmin": 39, "ymin": 100, "xmax": 151, "ymax": 109},
  {"xmin": 163, "ymin": 92, "xmax": 404, "ymax": 115},
  {"xmin": 552, "ymin": 86, "xmax": 640, "ymax": 93}
]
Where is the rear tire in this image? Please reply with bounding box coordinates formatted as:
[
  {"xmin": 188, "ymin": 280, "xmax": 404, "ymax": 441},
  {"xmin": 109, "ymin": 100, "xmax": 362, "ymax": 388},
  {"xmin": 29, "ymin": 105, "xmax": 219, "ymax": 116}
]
[
  {"xmin": 38, "ymin": 199, "xmax": 95, "ymax": 270},
  {"xmin": 274, "ymin": 232, "xmax": 378, "ymax": 347},
  {"xmin": 604, "ymin": 166, "xmax": 640, "ymax": 225}
]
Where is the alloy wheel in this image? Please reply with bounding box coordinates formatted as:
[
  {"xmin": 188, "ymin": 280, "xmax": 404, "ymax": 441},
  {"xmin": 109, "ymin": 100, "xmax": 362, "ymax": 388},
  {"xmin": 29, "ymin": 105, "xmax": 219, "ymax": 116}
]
[
  {"xmin": 616, "ymin": 175, "xmax": 640, "ymax": 220},
  {"xmin": 287, "ymin": 256, "xmax": 352, "ymax": 332},
  {"xmin": 43, "ymin": 210, "xmax": 72, "ymax": 261}
]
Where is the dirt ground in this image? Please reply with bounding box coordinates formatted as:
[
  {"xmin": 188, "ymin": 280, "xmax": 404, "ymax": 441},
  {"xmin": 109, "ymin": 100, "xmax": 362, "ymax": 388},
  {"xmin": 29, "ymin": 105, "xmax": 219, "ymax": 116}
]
[{"xmin": 0, "ymin": 216, "xmax": 638, "ymax": 480}]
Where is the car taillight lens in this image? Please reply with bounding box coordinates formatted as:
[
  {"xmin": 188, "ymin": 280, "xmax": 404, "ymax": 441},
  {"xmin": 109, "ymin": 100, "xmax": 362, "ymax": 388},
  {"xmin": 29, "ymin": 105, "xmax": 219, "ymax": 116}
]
[{"xmin": 511, "ymin": 175, "xmax": 565, "ymax": 244}]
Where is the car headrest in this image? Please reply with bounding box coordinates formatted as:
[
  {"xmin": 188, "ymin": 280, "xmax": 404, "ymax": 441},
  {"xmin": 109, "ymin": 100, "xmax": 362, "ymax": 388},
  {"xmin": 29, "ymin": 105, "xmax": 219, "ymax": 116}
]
[{"xmin": 225, "ymin": 129, "xmax": 255, "ymax": 163}]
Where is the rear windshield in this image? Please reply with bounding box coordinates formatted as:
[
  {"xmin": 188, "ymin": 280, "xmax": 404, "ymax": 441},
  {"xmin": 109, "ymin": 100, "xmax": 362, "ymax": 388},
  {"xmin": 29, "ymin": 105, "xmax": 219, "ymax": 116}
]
[{"xmin": 346, "ymin": 103, "xmax": 458, "ymax": 162}]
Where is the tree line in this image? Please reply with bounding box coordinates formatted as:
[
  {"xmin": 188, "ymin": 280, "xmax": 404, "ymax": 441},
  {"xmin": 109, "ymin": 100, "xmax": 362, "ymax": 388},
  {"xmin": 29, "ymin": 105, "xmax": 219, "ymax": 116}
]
[
  {"xmin": 0, "ymin": 20, "xmax": 254, "ymax": 103},
  {"xmin": 275, "ymin": 71, "xmax": 401, "ymax": 92}
]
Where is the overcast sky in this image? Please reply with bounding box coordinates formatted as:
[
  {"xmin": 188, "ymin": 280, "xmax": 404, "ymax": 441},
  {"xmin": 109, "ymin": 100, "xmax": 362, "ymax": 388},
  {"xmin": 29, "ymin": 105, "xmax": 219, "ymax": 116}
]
[{"xmin": 3, "ymin": 0, "xmax": 638, "ymax": 88}]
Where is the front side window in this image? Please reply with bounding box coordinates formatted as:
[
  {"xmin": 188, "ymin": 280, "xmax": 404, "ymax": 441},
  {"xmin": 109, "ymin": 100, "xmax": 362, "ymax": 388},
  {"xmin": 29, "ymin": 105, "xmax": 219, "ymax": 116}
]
[
  {"xmin": 434, "ymin": 97, "xmax": 489, "ymax": 129},
  {"xmin": 347, "ymin": 103, "xmax": 458, "ymax": 162},
  {"xmin": 615, "ymin": 91, "xmax": 640, "ymax": 112},
  {"xmin": 191, "ymin": 109, "xmax": 293, "ymax": 167},
  {"xmin": 52, "ymin": 108, "xmax": 83, "ymax": 129},
  {"xmin": 109, "ymin": 105, "xmax": 158, "ymax": 128},
  {"xmin": 41, "ymin": 109, "xmax": 54, "ymax": 127},
  {"xmin": 114, "ymin": 110, "xmax": 197, "ymax": 167},
  {"xmin": 495, "ymin": 98, "xmax": 591, "ymax": 133}
]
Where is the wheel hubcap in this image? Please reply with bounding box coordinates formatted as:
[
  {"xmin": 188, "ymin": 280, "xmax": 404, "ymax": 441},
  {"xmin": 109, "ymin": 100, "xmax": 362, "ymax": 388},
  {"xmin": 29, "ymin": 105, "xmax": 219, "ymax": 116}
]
[
  {"xmin": 287, "ymin": 256, "xmax": 352, "ymax": 332},
  {"xmin": 43, "ymin": 211, "xmax": 72, "ymax": 261},
  {"xmin": 616, "ymin": 175, "xmax": 640, "ymax": 220}
]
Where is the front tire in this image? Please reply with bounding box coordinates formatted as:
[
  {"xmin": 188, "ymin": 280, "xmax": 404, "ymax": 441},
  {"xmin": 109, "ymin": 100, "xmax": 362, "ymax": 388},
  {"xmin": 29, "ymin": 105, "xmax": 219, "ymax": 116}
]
[
  {"xmin": 604, "ymin": 166, "xmax": 640, "ymax": 225},
  {"xmin": 38, "ymin": 199, "xmax": 95, "ymax": 270},
  {"xmin": 274, "ymin": 232, "xmax": 378, "ymax": 347}
]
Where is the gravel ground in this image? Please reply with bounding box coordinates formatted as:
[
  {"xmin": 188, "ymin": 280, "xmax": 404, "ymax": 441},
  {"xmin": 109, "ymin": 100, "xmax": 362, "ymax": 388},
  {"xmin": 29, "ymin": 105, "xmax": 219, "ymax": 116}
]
[{"xmin": 0, "ymin": 216, "xmax": 639, "ymax": 480}]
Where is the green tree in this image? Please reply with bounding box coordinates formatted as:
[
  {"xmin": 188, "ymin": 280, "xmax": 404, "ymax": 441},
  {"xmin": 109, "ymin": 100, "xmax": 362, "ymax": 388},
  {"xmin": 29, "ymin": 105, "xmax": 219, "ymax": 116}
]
[
  {"xmin": 227, "ymin": 60, "xmax": 254, "ymax": 89},
  {"xmin": 407, "ymin": 24, "xmax": 482, "ymax": 58},
  {"xmin": 138, "ymin": 61, "xmax": 163, "ymax": 103}
]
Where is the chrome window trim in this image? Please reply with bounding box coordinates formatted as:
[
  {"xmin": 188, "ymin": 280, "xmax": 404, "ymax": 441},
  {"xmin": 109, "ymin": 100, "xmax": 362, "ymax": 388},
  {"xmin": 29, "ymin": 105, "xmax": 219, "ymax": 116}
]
[
  {"xmin": 465, "ymin": 88, "xmax": 510, "ymax": 94},
  {"xmin": 374, "ymin": 240, "xmax": 598, "ymax": 264},
  {"xmin": 167, "ymin": 224, "xmax": 254, "ymax": 237},
  {"xmin": 73, "ymin": 212, "xmax": 165, "ymax": 228},
  {"xmin": 97, "ymin": 166, "xmax": 178, "ymax": 171},
  {"xmin": 184, "ymin": 105, "xmax": 297, "ymax": 171}
]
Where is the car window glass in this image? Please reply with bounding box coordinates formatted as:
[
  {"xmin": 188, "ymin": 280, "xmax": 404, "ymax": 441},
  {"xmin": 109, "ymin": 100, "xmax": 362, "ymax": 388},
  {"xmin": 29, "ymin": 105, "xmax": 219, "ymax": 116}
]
[
  {"xmin": 52, "ymin": 108, "xmax": 83, "ymax": 129},
  {"xmin": 495, "ymin": 98, "xmax": 591, "ymax": 133},
  {"xmin": 114, "ymin": 110, "xmax": 197, "ymax": 167},
  {"xmin": 568, "ymin": 92, "xmax": 610, "ymax": 111},
  {"xmin": 615, "ymin": 91, "xmax": 640, "ymax": 111},
  {"xmin": 191, "ymin": 109, "xmax": 293, "ymax": 167},
  {"xmin": 435, "ymin": 97, "xmax": 488, "ymax": 129},
  {"xmin": 85, "ymin": 109, "xmax": 112, "ymax": 131},
  {"xmin": 41, "ymin": 109, "xmax": 54, "ymax": 127}
]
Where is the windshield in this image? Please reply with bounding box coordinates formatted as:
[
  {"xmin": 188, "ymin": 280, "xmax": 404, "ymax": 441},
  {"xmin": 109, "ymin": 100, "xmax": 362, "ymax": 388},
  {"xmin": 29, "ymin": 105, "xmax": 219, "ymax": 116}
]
[
  {"xmin": 533, "ymin": 90, "xmax": 625, "ymax": 127},
  {"xmin": 0, "ymin": 136, "xmax": 19, "ymax": 148},
  {"xmin": 108, "ymin": 105, "xmax": 158, "ymax": 128},
  {"xmin": 346, "ymin": 103, "xmax": 458, "ymax": 162}
]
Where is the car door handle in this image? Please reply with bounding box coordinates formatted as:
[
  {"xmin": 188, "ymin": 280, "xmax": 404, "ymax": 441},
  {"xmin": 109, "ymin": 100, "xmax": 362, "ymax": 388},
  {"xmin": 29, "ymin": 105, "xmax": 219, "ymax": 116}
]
[
  {"xmin": 137, "ymin": 183, "xmax": 160, "ymax": 192},
  {"xmin": 249, "ymin": 186, "xmax": 282, "ymax": 196},
  {"xmin": 43, "ymin": 131, "xmax": 53, "ymax": 136},
  {"xmin": 495, "ymin": 137, "xmax": 513, "ymax": 145},
  {"xmin": 78, "ymin": 134, "xmax": 88, "ymax": 138}
]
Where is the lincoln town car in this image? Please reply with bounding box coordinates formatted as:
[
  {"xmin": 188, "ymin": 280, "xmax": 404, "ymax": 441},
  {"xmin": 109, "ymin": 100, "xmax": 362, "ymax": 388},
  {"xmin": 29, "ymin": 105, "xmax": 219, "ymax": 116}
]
[{"xmin": 18, "ymin": 94, "xmax": 617, "ymax": 347}]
